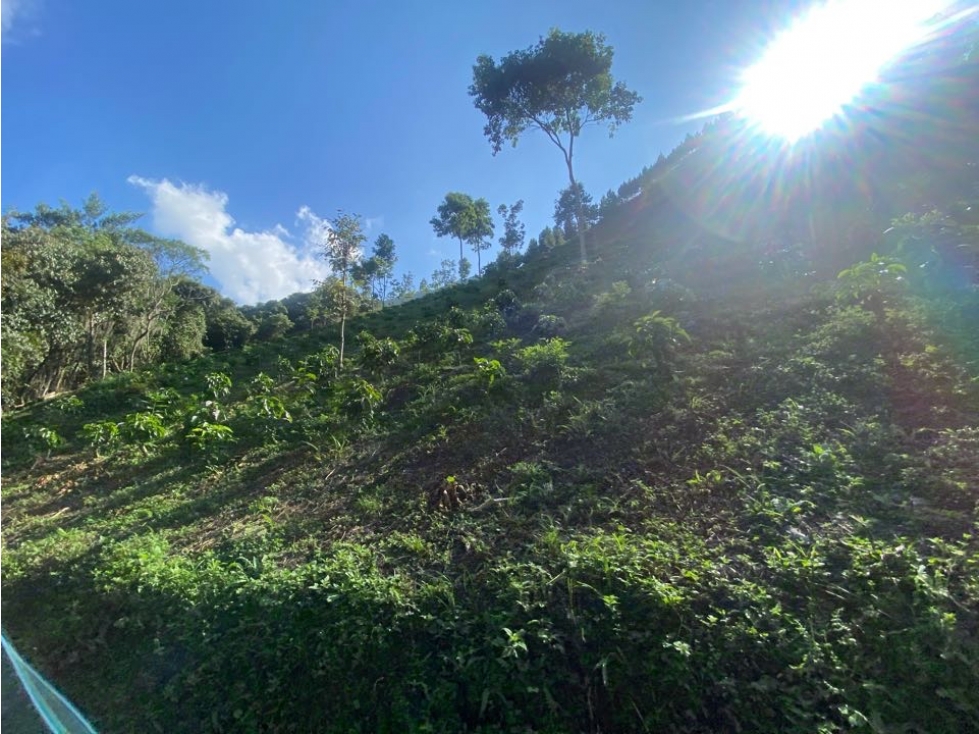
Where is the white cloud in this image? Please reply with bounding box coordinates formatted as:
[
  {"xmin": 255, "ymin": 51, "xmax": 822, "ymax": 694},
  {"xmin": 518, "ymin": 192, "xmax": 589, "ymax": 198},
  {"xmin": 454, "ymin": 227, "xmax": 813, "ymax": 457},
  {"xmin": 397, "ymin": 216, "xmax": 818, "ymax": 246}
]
[
  {"xmin": 296, "ymin": 205, "xmax": 332, "ymax": 250},
  {"xmin": 129, "ymin": 176, "xmax": 331, "ymax": 304},
  {"xmin": 2, "ymin": 0, "xmax": 40, "ymax": 40}
]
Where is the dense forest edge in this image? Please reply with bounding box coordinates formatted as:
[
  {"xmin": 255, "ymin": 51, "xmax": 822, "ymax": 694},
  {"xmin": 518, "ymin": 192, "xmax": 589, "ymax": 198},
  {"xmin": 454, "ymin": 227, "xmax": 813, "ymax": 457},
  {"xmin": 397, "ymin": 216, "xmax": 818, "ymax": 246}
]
[{"xmin": 2, "ymin": 16, "xmax": 979, "ymax": 734}]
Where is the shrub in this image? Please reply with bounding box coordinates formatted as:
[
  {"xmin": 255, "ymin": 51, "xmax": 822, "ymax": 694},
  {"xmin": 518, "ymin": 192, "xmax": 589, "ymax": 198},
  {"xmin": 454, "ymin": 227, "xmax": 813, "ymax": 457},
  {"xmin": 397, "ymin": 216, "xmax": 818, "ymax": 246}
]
[
  {"xmin": 836, "ymin": 253, "xmax": 907, "ymax": 313},
  {"xmin": 186, "ymin": 421, "xmax": 235, "ymax": 451},
  {"xmin": 23, "ymin": 425, "xmax": 64, "ymax": 458},
  {"xmin": 473, "ymin": 357, "xmax": 507, "ymax": 389},
  {"xmin": 356, "ymin": 331, "xmax": 400, "ymax": 371},
  {"xmin": 629, "ymin": 311, "xmax": 691, "ymax": 374},
  {"xmin": 515, "ymin": 338, "xmax": 571, "ymax": 391},
  {"xmin": 493, "ymin": 288, "xmax": 521, "ymax": 319},
  {"xmin": 81, "ymin": 420, "xmax": 122, "ymax": 456},
  {"xmin": 593, "ymin": 280, "xmax": 632, "ymax": 312},
  {"xmin": 121, "ymin": 411, "xmax": 169, "ymax": 451},
  {"xmin": 532, "ymin": 314, "xmax": 567, "ymax": 338}
]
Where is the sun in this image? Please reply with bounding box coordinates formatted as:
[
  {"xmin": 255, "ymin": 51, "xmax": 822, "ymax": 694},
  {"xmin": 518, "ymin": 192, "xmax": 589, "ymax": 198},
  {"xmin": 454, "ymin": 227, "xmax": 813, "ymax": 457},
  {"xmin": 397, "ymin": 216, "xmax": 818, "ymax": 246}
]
[{"xmin": 736, "ymin": 0, "xmax": 949, "ymax": 141}]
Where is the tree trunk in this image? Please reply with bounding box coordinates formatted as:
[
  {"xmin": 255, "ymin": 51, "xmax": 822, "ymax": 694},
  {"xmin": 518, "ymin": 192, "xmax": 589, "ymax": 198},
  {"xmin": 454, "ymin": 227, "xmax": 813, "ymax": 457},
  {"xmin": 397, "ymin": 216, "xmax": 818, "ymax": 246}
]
[
  {"xmin": 565, "ymin": 155, "xmax": 588, "ymax": 265},
  {"xmin": 340, "ymin": 310, "xmax": 346, "ymax": 366},
  {"xmin": 458, "ymin": 238, "xmax": 465, "ymax": 278},
  {"xmin": 102, "ymin": 338, "xmax": 108, "ymax": 379},
  {"xmin": 476, "ymin": 244, "xmax": 482, "ymax": 276},
  {"xmin": 339, "ymin": 273, "xmax": 347, "ymax": 368},
  {"xmin": 86, "ymin": 314, "xmax": 96, "ymax": 378}
]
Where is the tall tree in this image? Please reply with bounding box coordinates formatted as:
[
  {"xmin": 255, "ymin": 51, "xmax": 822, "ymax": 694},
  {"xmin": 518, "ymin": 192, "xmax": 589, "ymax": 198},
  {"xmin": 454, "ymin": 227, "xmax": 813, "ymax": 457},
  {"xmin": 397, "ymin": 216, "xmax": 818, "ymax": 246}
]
[
  {"xmin": 430, "ymin": 193, "xmax": 495, "ymax": 277},
  {"xmin": 318, "ymin": 212, "xmax": 365, "ymax": 366},
  {"xmin": 370, "ymin": 233, "xmax": 397, "ymax": 305},
  {"xmin": 470, "ymin": 29, "xmax": 641, "ymax": 264},
  {"xmin": 497, "ymin": 200, "xmax": 526, "ymax": 261}
]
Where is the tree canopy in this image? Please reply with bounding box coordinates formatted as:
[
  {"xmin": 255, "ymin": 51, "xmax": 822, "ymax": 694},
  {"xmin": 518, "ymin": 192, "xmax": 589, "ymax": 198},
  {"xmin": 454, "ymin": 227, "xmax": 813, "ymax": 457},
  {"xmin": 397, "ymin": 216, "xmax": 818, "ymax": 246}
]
[
  {"xmin": 497, "ymin": 200, "xmax": 526, "ymax": 260},
  {"xmin": 430, "ymin": 193, "xmax": 495, "ymax": 277},
  {"xmin": 470, "ymin": 28, "xmax": 641, "ymax": 263},
  {"xmin": 0, "ymin": 196, "xmax": 212, "ymax": 405}
]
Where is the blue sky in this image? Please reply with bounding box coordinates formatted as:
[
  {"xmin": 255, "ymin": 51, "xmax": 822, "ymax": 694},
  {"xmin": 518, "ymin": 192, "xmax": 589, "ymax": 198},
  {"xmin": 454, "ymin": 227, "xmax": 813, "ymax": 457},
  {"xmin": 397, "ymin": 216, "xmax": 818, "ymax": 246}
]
[{"xmin": 2, "ymin": 0, "xmax": 801, "ymax": 304}]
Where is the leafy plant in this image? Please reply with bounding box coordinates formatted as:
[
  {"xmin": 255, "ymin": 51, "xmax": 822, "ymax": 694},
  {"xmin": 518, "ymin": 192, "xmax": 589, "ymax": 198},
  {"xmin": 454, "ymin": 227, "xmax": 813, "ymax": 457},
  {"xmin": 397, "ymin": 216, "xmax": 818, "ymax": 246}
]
[
  {"xmin": 532, "ymin": 314, "xmax": 567, "ymax": 337},
  {"xmin": 356, "ymin": 331, "xmax": 400, "ymax": 371},
  {"xmin": 23, "ymin": 425, "xmax": 64, "ymax": 458},
  {"xmin": 81, "ymin": 420, "xmax": 122, "ymax": 456},
  {"xmin": 473, "ymin": 356, "xmax": 506, "ymax": 389},
  {"xmin": 629, "ymin": 310, "xmax": 691, "ymax": 374},
  {"xmin": 515, "ymin": 337, "xmax": 571, "ymax": 392},
  {"xmin": 836, "ymin": 253, "xmax": 907, "ymax": 313},
  {"xmin": 204, "ymin": 371, "xmax": 233, "ymax": 401},
  {"xmin": 185, "ymin": 421, "xmax": 235, "ymax": 451},
  {"xmin": 342, "ymin": 378, "xmax": 383, "ymax": 423},
  {"xmin": 122, "ymin": 411, "xmax": 169, "ymax": 450}
]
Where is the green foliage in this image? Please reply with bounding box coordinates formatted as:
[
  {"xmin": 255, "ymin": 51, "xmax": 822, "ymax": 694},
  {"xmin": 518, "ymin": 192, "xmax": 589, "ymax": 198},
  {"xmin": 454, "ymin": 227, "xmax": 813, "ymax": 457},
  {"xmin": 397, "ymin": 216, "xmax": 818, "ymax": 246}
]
[
  {"xmin": 409, "ymin": 319, "xmax": 474, "ymax": 360},
  {"xmin": 22, "ymin": 425, "xmax": 64, "ymax": 457},
  {"xmin": 255, "ymin": 311, "xmax": 294, "ymax": 341},
  {"xmin": 532, "ymin": 314, "xmax": 567, "ymax": 337},
  {"xmin": 204, "ymin": 300, "xmax": 255, "ymax": 350},
  {"xmin": 241, "ymin": 373, "xmax": 292, "ymax": 441},
  {"xmin": 81, "ymin": 420, "xmax": 122, "ymax": 455},
  {"xmin": 887, "ymin": 207, "xmax": 979, "ymax": 285},
  {"xmin": 470, "ymin": 29, "xmax": 641, "ymax": 153},
  {"xmin": 185, "ymin": 421, "xmax": 235, "ymax": 451},
  {"xmin": 554, "ymin": 182, "xmax": 599, "ymax": 238},
  {"xmin": 0, "ymin": 197, "xmax": 215, "ymax": 405},
  {"xmin": 836, "ymin": 253, "xmax": 908, "ymax": 310},
  {"xmin": 629, "ymin": 310, "xmax": 691, "ymax": 373},
  {"xmin": 342, "ymin": 378, "xmax": 383, "ymax": 423},
  {"xmin": 358, "ymin": 233, "xmax": 398, "ymax": 304},
  {"xmin": 514, "ymin": 337, "xmax": 571, "ymax": 391},
  {"xmin": 122, "ymin": 410, "xmax": 169, "ymax": 449},
  {"xmin": 301, "ymin": 345, "xmax": 342, "ymax": 381},
  {"xmin": 430, "ymin": 192, "xmax": 495, "ymax": 276},
  {"xmin": 593, "ymin": 280, "xmax": 632, "ymax": 312},
  {"xmin": 493, "ymin": 288, "xmax": 521, "ymax": 318},
  {"xmin": 356, "ymin": 331, "xmax": 400, "ymax": 371},
  {"xmin": 497, "ymin": 199, "xmax": 526, "ymax": 259},
  {"xmin": 473, "ymin": 356, "xmax": 506, "ymax": 388},
  {"xmin": 5, "ymin": 32, "xmax": 979, "ymax": 733},
  {"xmin": 471, "ymin": 28, "xmax": 640, "ymax": 261},
  {"xmin": 204, "ymin": 371, "xmax": 233, "ymax": 401},
  {"xmin": 317, "ymin": 211, "xmax": 367, "ymax": 365}
]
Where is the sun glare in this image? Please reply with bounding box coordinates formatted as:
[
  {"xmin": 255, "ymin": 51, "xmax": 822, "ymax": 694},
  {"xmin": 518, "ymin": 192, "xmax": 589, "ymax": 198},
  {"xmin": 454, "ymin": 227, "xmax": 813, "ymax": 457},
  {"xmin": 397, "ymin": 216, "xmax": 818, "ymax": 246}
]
[{"xmin": 737, "ymin": 0, "xmax": 949, "ymax": 141}]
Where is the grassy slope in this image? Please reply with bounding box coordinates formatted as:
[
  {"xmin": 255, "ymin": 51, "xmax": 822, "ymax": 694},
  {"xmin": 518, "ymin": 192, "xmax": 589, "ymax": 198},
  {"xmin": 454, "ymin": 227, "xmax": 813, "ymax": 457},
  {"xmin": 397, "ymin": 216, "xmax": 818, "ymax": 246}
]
[{"xmin": 3, "ymin": 178, "xmax": 979, "ymax": 732}]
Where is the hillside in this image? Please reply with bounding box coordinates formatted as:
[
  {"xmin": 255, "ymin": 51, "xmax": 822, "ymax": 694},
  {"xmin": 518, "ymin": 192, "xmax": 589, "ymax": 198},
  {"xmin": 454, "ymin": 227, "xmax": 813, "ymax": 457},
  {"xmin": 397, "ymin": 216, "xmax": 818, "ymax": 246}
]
[{"xmin": 4, "ymin": 27, "xmax": 979, "ymax": 734}]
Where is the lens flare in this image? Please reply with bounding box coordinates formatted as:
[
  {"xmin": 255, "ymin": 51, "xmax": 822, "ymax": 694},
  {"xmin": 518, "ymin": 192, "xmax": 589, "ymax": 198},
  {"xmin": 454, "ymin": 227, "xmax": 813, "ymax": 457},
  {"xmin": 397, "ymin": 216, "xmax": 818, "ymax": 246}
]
[{"xmin": 736, "ymin": 0, "xmax": 950, "ymax": 141}]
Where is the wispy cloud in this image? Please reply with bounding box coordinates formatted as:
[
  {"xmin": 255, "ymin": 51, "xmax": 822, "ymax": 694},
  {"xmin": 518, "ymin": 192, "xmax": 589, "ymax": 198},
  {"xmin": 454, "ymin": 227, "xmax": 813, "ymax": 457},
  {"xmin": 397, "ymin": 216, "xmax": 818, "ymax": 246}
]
[
  {"xmin": 2, "ymin": 0, "xmax": 41, "ymax": 40},
  {"xmin": 128, "ymin": 176, "xmax": 331, "ymax": 304}
]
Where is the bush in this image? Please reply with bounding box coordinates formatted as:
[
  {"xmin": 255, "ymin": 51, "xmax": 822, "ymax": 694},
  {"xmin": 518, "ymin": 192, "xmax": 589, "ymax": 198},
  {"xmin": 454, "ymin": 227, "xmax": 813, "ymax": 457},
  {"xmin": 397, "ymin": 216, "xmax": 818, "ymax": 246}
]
[
  {"xmin": 81, "ymin": 420, "xmax": 122, "ymax": 456},
  {"xmin": 356, "ymin": 331, "xmax": 400, "ymax": 371},
  {"xmin": 515, "ymin": 338, "xmax": 571, "ymax": 392},
  {"xmin": 532, "ymin": 314, "xmax": 567, "ymax": 338}
]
